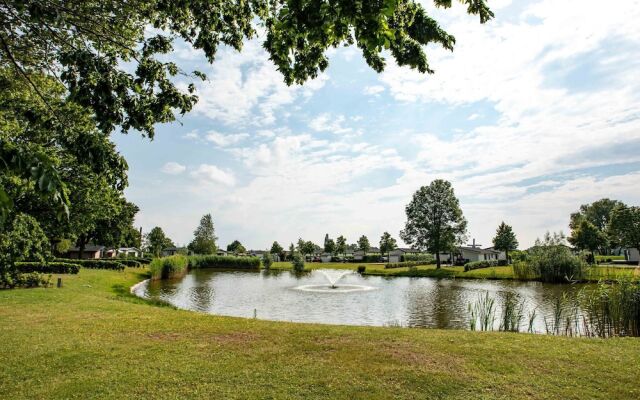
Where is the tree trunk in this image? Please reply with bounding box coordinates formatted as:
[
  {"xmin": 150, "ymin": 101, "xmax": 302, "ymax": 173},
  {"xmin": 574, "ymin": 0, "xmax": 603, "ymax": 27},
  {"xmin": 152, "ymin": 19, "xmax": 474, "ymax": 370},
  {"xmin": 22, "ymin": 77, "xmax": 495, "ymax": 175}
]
[
  {"xmin": 591, "ymin": 250, "xmax": 595, "ymax": 265},
  {"xmin": 78, "ymin": 235, "xmax": 86, "ymax": 260},
  {"xmin": 436, "ymin": 252, "xmax": 441, "ymax": 269},
  {"xmin": 506, "ymin": 250, "xmax": 509, "ymax": 265}
]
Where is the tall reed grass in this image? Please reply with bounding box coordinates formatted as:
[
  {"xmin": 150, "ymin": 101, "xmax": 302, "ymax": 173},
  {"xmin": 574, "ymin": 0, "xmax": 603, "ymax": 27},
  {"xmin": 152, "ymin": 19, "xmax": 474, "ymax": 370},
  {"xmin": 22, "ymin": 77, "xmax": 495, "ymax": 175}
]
[{"xmin": 149, "ymin": 255, "xmax": 189, "ymax": 280}]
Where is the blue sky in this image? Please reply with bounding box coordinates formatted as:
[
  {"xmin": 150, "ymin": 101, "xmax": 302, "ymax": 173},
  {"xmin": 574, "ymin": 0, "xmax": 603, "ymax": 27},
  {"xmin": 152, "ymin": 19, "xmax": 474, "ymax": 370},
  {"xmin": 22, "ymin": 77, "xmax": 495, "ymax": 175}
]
[{"xmin": 114, "ymin": 0, "xmax": 640, "ymax": 250}]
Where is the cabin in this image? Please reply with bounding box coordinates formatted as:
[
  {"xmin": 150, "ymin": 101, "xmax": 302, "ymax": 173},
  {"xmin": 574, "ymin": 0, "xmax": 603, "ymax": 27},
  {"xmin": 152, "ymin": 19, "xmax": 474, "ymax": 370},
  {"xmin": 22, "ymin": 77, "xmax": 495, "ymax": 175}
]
[
  {"xmin": 353, "ymin": 247, "xmax": 380, "ymax": 261},
  {"xmin": 625, "ymin": 248, "xmax": 639, "ymax": 263},
  {"xmin": 458, "ymin": 246, "xmax": 501, "ymax": 263},
  {"xmin": 117, "ymin": 247, "xmax": 142, "ymax": 258},
  {"xmin": 388, "ymin": 248, "xmax": 420, "ymax": 263},
  {"xmin": 66, "ymin": 245, "xmax": 105, "ymax": 259}
]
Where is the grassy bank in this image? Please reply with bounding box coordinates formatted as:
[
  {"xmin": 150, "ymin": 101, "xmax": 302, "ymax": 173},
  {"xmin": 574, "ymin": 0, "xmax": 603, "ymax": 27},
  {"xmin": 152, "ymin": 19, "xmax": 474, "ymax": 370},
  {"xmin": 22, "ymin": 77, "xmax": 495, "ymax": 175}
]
[
  {"xmin": 1, "ymin": 268, "xmax": 639, "ymax": 399},
  {"xmin": 272, "ymin": 262, "xmax": 639, "ymax": 282}
]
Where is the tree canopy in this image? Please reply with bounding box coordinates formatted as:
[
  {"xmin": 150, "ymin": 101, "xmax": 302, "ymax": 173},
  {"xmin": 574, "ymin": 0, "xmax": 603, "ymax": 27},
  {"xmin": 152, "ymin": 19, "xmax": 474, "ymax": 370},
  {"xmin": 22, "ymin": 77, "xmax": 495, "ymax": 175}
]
[
  {"xmin": 608, "ymin": 205, "xmax": 640, "ymax": 265},
  {"xmin": 270, "ymin": 241, "xmax": 284, "ymax": 256},
  {"xmin": 336, "ymin": 235, "xmax": 347, "ymax": 256},
  {"xmin": 189, "ymin": 214, "xmax": 218, "ymax": 254},
  {"xmin": 357, "ymin": 235, "xmax": 370, "ymax": 253},
  {"xmin": 144, "ymin": 226, "xmax": 173, "ymax": 257},
  {"xmin": 492, "ymin": 222, "xmax": 518, "ymax": 263},
  {"xmin": 568, "ymin": 219, "xmax": 606, "ymax": 261},
  {"xmin": 570, "ymin": 198, "xmax": 625, "ymax": 252},
  {"xmin": 226, "ymin": 239, "xmax": 245, "ymax": 254},
  {"xmin": 379, "ymin": 232, "xmax": 397, "ymax": 259},
  {"xmin": 400, "ymin": 179, "xmax": 467, "ymax": 268}
]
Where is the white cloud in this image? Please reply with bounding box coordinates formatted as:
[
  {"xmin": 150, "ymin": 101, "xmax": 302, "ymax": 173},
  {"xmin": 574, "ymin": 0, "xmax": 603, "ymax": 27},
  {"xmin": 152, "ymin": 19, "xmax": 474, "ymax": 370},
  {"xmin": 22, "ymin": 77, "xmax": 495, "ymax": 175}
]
[
  {"xmin": 182, "ymin": 130, "xmax": 199, "ymax": 140},
  {"xmin": 363, "ymin": 85, "xmax": 385, "ymax": 96},
  {"xmin": 190, "ymin": 164, "xmax": 236, "ymax": 186},
  {"xmin": 205, "ymin": 131, "xmax": 249, "ymax": 147},
  {"xmin": 161, "ymin": 162, "xmax": 186, "ymax": 175},
  {"xmin": 309, "ymin": 113, "xmax": 353, "ymax": 134}
]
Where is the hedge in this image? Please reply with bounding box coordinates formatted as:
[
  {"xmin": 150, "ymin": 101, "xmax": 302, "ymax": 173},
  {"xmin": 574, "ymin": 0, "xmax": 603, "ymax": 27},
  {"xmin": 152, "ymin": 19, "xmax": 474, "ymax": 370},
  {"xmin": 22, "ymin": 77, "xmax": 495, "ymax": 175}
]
[
  {"xmin": 464, "ymin": 260, "xmax": 499, "ymax": 272},
  {"xmin": 55, "ymin": 258, "xmax": 125, "ymax": 271},
  {"xmin": 188, "ymin": 255, "xmax": 261, "ymax": 269},
  {"xmin": 149, "ymin": 255, "xmax": 189, "ymax": 280},
  {"xmin": 403, "ymin": 254, "xmax": 435, "ymax": 263},
  {"xmin": 385, "ymin": 261, "xmax": 426, "ymax": 269},
  {"xmin": 117, "ymin": 259, "xmax": 142, "ymax": 268},
  {"xmin": 16, "ymin": 262, "xmax": 80, "ymax": 274}
]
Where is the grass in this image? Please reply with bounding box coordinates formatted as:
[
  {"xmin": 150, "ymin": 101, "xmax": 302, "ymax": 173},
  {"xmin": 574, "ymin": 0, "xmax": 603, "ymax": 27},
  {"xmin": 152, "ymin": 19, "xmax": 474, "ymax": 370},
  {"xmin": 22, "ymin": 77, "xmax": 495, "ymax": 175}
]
[
  {"xmin": 1, "ymin": 268, "xmax": 639, "ymax": 399},
  {"xmin": 273, "ymin": 262, "xmax": 639, "ymax": 282}
]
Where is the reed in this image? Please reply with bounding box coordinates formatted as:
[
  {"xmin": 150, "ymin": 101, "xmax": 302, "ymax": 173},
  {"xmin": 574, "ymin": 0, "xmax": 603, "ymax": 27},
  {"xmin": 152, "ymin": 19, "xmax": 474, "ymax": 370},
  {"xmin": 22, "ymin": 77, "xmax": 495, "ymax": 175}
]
[
  {"xmin": 581, "ymin": 278, "xmax": 640, "ymax": 337},
  {"xmin": 468, "ymin": 291, "xmax": 496, "ymax": 331},
  {"xmin": 499, "ymin": 292, "xmax": 525, "ymax": 332}
]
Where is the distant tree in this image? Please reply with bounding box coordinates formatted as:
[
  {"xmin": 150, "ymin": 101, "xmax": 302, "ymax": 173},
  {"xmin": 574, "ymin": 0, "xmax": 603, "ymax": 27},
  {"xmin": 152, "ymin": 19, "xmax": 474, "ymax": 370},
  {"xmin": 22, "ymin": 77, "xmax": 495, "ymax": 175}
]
[
  {"xmin": 227, "ymin": 240, "xmax": 245, "ymax": 254},
  {"xmin": 296, "ymin": 238, "xmax": 315, "ymax": 256},
  {"xmin": 144, "ymin": 227, "xmax": 173, "ymax": 257},
  {"xmin": 379, "ymin": 232, "xmax": 397, "ymax": 261},
  {"xmin": 291, "ymin": 251, "xmax": 305, "ymax": 272},
  {"xmin": 492, "ymin": 222, "xmax": 519, "ymax": 264},
  {"xmin": 324, "ymin": 233, "xmax": 330, "ymax": 248},
  {"xmin": 263, "ymin": 252, "xmax": 273, "ymax": 269},
  {"xmin": 570, "ymin": 198, "xmax": 625, "ymax": 253},
  {"xmin": 357, "ymin": 235, "xmax": 371, "ymax": 253},
  {"xmin": 400, "ymin": 180, "xmax": 467, "ymax": 269},
  {"xmin": 270, "ymin": 241, "xmax": 284, "ymax": 257},
  {"xmin": 569, "ymin": 219, "xmax": 606, "ymax": 262},
  {"xmin": 289, "ymin": 243, "xmax": 295, "ymax": 261},
  {"xmin": 188, "ymin": 214, "xmax": 217, "ymax": 255},
  {"xmin": 608, "ymin": 205, "xmax": 640, "ymax": 266},
  {"xmin": 324, "ymin": 238, "xmax": 336, "ymax": 255},
  {"xmin": 336, "ymin": 235, "xmax": 347, "ymax": 257}
]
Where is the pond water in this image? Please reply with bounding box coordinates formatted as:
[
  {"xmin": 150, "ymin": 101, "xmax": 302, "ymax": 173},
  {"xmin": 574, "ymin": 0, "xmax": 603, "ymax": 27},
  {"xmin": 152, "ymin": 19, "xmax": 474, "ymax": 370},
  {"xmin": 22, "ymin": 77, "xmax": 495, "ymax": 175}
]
[{"xmin": 134, "ymin": 269, "xmax": 593, "ymax": 333}]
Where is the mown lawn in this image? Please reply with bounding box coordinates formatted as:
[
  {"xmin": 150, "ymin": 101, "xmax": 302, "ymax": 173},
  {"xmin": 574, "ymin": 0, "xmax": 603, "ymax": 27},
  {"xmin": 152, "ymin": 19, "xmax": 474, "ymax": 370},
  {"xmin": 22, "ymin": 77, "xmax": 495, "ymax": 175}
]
[
  {"xmin": 1, "ymin": 268, "xmax": 639, "ymax": 399},
  {"xmin": 272, "ymin": 261, "xmax": 639, "ymax": 282}
]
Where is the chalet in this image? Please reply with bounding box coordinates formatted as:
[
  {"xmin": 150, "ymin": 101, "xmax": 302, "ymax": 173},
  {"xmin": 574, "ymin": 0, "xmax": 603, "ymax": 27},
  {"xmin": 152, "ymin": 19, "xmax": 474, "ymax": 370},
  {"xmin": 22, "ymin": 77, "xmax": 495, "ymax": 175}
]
[
  {"xmin": 457, "ymin": 246, "xmax": 501, "ymax": 263},
  {"xmin": 483, "ymin": 246, "xmax": 507, "ymax": 261},
  {"xmin": 117, "ymin": 247, "xmax": 142, "ymax": 258},
  {"xmin": 625, "ymin": 248, "xmax": 639, "ymax": 263},
  {"xmin": 388, "ymin": 248, "xmax": 420, "ymax": 263},
  {"xmin": 66, "ymin": 245, "xmax": 105, "ymax": 259},
  {"xmin": 353, "ymin": 247, "xmax": 380, "ymax": 261},
  {"xmin": 161, "ymin": 247, "xmax": 183, "ymax": 257}
]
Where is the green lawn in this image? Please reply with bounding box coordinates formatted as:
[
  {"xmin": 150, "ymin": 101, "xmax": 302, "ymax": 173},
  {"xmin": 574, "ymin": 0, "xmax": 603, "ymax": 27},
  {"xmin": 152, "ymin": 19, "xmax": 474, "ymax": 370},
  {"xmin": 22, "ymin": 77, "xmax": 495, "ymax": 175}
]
[
  {"xmin": 272, "ymin": 261, "xmax": 639, "ymax": 282},
  {"xmin": 1, "ymin": 268, "xmax": 639, "ymax": 399}
]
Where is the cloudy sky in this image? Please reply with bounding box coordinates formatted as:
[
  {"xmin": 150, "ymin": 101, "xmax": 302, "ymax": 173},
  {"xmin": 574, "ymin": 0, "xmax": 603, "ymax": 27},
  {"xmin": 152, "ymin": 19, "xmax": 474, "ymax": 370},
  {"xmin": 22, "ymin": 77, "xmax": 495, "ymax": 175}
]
[{"xmin": 114, "ymin": 0, "xmax": 640, "ymax": 250}]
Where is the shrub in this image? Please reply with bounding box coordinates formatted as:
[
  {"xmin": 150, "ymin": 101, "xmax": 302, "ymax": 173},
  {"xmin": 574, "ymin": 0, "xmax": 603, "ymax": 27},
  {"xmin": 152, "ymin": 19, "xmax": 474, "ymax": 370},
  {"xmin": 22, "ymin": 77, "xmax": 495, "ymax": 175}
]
[
  {"xmin": 188, "ymin": 255, "xmax": 261, "ymax": 269},
  {"xmin": 464, "ymin": 260, "xmax": 499, "ymax": 272},
  {"xmin": 16, "ymin": 262, "xmax": 80, "ymax": 274},
  {"xmin": 385, "ymin": 261, "xmax": 425, "ymax": 269},
  {"xmin": 512, "ymin": 261, "xmax": 537, "ymax": 280},
  {"xmin": 18, "ymin": 272, "xmax": 52, "ymax": 288},
  {"xmin": 117, "ymin": 259, "xmax": 142, "ymax": 268},
  {"xmin": 54, "ymin": 259, "xmax": 125, "ymax": 271},
  {"xmin": 291, "ymin": 252, "xmax": 305, "ymax": 272},
  {"xmin": 527, "ymin": 245, "xmax": 586, "ymax": 283},
  {"xmin": 357, "ymin": 265, "xmax": 366, "ymax": 273},
  {"xmin": 149, "ymin": 255, "xmax": 189, "ymax": 280},
  {"xmin": 404, "ymin": 254, "xmax": 435, "ymax": 264},
  {"xmin": 581, "ymin": 278, "xmax": 640, "ymax": 337},
  {"xmin": 263, "ymin": 253, "xmax": 273, "ymax": 269}
]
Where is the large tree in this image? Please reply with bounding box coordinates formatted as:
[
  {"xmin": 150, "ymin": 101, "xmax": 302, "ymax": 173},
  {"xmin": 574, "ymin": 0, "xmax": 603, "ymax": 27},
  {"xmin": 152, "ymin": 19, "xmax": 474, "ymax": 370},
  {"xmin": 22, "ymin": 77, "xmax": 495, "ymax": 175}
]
[
  {"xmin": 608, "ymin": 205, "xmax": 640, "ymax": 265},
  {"xmin": 569, "ymin": 219, "xmax": 607, "ymax": 262},
  {"xmin": 336, "ymin": 235, "xmax": 347, "ymax": 257},
  {"xmin": 400, "ymin": 179, "xmax": 467, "ymax": 268},
  {"xmin": 379, "ymin": 232, "xmax": 397, "ymax": 261},
  {"xmin": 188, "ymin": 214, "xmax": 217, "ymax": 255},
  {"xmin": 570, "ymin": 198, "xmax": 625, "ymax": 253},
  {"xmin": 492, "ymin": 222, "xmax": 518, "ymax": 264},
  {"xmin": 270, "ymin": 241, "xmax": 284, "ymax": 256},
  {"xmin": 357, "ymin": 235, "xmax": 370, "ymax": 253},
  {"xmin": 324, "ymin": 238, "xmax": 336, "ymax": 255},
  {"xmin": 144, "ymin": 227, "xmax": 173, "ymax": 257}
]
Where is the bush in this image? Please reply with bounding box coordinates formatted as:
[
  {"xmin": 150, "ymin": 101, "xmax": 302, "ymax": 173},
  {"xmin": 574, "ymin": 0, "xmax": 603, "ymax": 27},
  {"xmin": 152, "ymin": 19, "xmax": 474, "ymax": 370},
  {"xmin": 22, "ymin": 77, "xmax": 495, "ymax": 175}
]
[
  {"xmin": 263, "ymin": 253, "xmax": 273, "ymax": 269},
  {"xmin": 16, "ymin": 262, "xmax": 80, "ymax": 274},
  {"xmin": 521, "ymin": 244, "xmax": 586, "ymax": 283},
  {"xmin": 404, "ymin": 254, "xmax": 435, "ymax": 264},
  {"xmin": 464, "ymin": 260, "xmax": 499, "ymax": 272},
  {"xmin": 291, "ymin": 252, "xmax": 305, "ymax": 272},
  {"xmin": 149, "ymin": 255, "xmax": 189, "ymax": 280},
  {"xmin": 18, "ymin": 272, "xmax": 52, "ymax": 288},
  {"xmin": 188, "ymin": 255, "xmax": 261, "ymax": 269},
  {"xmin": 385, "ymin": 261, "xmax": 425, "ymax": 269},
  {"xmin": 581, "ymin": 278, "xmax": 640, "ymax": 337},
  {"xmin": 54, "ymin": 258, "xmax": 125, "ymax": 271},
  {"xmin": 117, "ymin": 259, "xmax": 142, "ymax": 268},
  {"xmin": 357, "ymin": 265, "xmax": 366, "ymax": 273}
]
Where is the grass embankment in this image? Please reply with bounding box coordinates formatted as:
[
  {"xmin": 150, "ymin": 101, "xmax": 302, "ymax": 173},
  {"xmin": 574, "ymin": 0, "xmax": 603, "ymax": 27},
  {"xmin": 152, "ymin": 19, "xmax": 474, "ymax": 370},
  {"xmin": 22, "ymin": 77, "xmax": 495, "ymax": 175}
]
[
  {"xmin": 0, "ymin": 268, "xmax": 639, "ymax": 399},
  {"xmin": 272, "ymin": 262, "xmax": 639, "ymax": 282}
]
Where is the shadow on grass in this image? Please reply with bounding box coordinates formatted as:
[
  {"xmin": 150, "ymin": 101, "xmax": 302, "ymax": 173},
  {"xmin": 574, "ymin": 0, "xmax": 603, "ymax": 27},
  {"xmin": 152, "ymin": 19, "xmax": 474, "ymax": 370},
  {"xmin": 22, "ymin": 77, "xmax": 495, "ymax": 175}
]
[{"xmin": 110, "ymin": 272, "xmax": 177, "ymax": 309}]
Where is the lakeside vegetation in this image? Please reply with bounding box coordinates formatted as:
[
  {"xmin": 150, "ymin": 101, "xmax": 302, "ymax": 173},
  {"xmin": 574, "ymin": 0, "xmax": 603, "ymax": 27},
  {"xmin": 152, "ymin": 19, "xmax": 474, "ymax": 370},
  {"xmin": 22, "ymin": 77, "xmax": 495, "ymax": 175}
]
[{"xmin": 1, "ymin": 267, "xmax": 639, "ymax": 399}]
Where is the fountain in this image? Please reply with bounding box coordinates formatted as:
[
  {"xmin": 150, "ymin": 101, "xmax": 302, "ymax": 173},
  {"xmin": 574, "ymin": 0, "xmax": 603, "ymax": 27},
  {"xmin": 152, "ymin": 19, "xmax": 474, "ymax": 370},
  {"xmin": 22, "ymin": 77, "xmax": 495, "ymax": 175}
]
[{"xmin": 292, "ymin": 269, "xmax": 377, "ymax": 293}]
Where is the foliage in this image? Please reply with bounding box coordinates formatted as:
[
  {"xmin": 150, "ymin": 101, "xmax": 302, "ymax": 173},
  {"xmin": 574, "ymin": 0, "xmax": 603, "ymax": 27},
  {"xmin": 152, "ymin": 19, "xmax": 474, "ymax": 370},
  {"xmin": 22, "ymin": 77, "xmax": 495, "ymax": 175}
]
[
  {"xmin": 324, "ymin": 238, "xmax": 336, "ymax": 255},
  {"xmin": 403, "ymin": 253, "xmax": 435, "ymax": 263},
  {"xmin": 116, "ymin": 259, "xmax": 142, "ymax": 268},
  {"xmin": 492, "ymin": 222, "xmax": 518, "ymax": 263},
  {"xmin": 379, "ymin": 232, "xmax": 397, "ymax": 258},
  {"xmin": 336, "ymin": 235, "xmax": 347, "ymax": 256},
  {"xmin": 291, "ymin": 251, "xmax": 305, "ymax": 272},
  {"xmin": 608, "ymin": 204, "xmax": 640, "ymax": 265},
  {"xmin": 401, "ymin": 179, "xmax": 467, "ymax": 268},
  {"xmin": 270, "ymin": 241, "xmax": 284, "ymax": 257},
  {"xmin": 188, "ymin": 214, "xmax": 217, "ymax": 255},
  {"xmin": 149, "ymin": 255, "xmax": 189, "ymax": 280},
  {"xmin": 297, "ymin": 239, "xmax": 316, "ymax": 256},
  {"xmin": 357, "ymin": 265, "xmax": 366, "ymax": 273},
  {"xmin": 263, "ymin": 252, "xmax": 273, "ymax": 269},
  {"xmin": 188, "ymin": 255, "xmax": 261, "ymax": 269},
  {"xmin": 581, "ymin": 278, "xmax": 640, "ymax": 337},
  {"xmin": 499, "ymin": 292, "xmax": 525, "ymax": 333},
  {"xmin": 357, "ymin": 235, "xmax": 370, "ymax": 253},
  {"xmin": 385, "ymin": 261, "xmax": 427, "ymax": 269},
  {"xmin": 55, "ymin": 258, "xmax": 125, "ymax": 271},
  {"xmin": 569, "ymin": 219, "xmax": 607, "ymax": 261},
  {"xmin": 570, "ymin": 198, "xmax": 624, "ymax": 251},
  {"xmin": 0, "ymin": 213, "xmax": 51, "ymax": 287},
  {"xmin": 468, "ymin": 291, "xmax": 496, "ymax": 331},
  {"xmin": 144, "ymin": 227, "xmax": 174, "ymax": 257},
  {"xmin": 463, "ymin": 260, "xmax": 498, "ymax": 272},
  {"xmin": 16, "ymin": 261, "xmax": 80, "ymax": 274},
  {"xmin": 525, "ymin": 232, "xmax": 587, "ymax": 283}
]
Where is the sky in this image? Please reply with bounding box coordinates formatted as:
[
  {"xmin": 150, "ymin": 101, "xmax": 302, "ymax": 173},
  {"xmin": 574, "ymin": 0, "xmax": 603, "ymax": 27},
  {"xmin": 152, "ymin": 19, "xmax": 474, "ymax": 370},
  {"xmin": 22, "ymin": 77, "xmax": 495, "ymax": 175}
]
[{"xmin": 114, "ymin": 0, "xmax": 640, "ymax": 250}]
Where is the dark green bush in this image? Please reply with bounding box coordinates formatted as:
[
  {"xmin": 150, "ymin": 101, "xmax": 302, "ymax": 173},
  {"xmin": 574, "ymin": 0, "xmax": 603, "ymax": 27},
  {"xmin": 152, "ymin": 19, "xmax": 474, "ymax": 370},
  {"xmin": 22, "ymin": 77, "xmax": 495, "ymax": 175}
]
[
  {"xmin": 149, "ymin": 255, "xmax": 189, "ymax": 280},
  {"xmin": 357, "ymin": 265, "xmax": 366, "ymax": 273},
  {"xmin": 404, "ymin": 254, "xmax": 435, "ymax": 263},
  {"xmin": 291, "ymin": 252, "xmax": 305, "ymax": 272},
  {"xmin": 117, "ymin": 259, "xmax": 142, "ymax": 268},
  {"xmin": 55, "ymin": 258, "xmax": 125, "ymax": 271},
  {"xmin": 263, "ymin": 253, "xmax": 273, "ymax": 269},
  {"xmin": 19, "ymin": 272, "xmax": 52, "ymax": 288},
  {"xmin": 385, "ymin": 261, "xmax": 425, "ymax": 269},
  {"xmin": 464, "ymin": 260, "xmax": 498, "ymax": 272},
  {"xmin": 16, "ymin": 262, "xmax": 80, "ymax": 274},
  {"xmin": 188, "ymin": 255, "xmax": 261, "ymax": 269},
  {"xmin": 528, "ymin": 245, "xmax": 586, "ymax": 283}
]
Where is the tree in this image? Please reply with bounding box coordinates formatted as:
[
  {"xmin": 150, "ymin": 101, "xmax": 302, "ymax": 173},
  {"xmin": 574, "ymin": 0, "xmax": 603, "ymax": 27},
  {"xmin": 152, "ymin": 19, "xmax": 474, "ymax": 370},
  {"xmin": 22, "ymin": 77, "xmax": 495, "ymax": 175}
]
[
  {"xmin": 188, "ymin": 214, "xmax": 217, "ymax": 255},
  {"xmin": 400, "ymin": 180, "xmax": 467, "ymax": 269},
  {"xmin": 270, "ymin": 241, "xmax": 284, "ymax": 257},
  {"xmin": 263, "ymin": 252, "xmax": 273, "ymax": 269},
  {"xmin": 569, "ymin": 219, "xmax": 606, "ymax": 262},
  {"xmin": 324, "ymin": 238, "xmax": 336, "ymax": 255},
  {"xmin": 336, "ymin": 235, "xmax": 347, "ymax": 257},
  {"xmin": 379, "ymin": 232, "xmax": 397, "ymax": 261},
  {"xmin": 357, "ymin": 235, "xmax": 371, "ymax": 253},
  {"xmin": 570, "ymin": 198, "xmax": 625, "ymax": 253},
  {"xmin": 144, "ymin": 227, "xmax": 173, "ymax": 257},
  {"xmin": 608, "ymin": 205, "xmax": 640, "ymax": 266},
  {"xmin": 492, "ymin": 222, "xmax": 519, "ymax": 264},
  {"xmin": 297, "ymin": 239, "xmax": 316, "ymax": 257},
  {"xmin": 226, "ymin": 240, "xmax": 245, "ymax": 254}
]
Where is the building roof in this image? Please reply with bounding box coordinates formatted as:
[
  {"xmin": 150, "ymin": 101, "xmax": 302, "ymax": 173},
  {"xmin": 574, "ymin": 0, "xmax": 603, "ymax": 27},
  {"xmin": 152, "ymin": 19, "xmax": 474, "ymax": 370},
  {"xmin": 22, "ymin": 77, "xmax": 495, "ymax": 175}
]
[
  {"xmin": 68, "ymin": 245, "xmax": 105, "ymax": 252},
  {"xmin": 459, "ymin": 246, "xmax": 500, "ymax": 254}
]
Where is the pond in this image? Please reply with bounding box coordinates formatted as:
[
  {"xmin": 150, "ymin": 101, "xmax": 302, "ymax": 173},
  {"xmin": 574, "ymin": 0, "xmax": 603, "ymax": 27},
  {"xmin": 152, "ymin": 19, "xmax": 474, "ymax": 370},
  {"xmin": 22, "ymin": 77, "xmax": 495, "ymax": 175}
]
[{"xmin": 134, "ymin": 269, "xmax": 593, "ymax": 333}]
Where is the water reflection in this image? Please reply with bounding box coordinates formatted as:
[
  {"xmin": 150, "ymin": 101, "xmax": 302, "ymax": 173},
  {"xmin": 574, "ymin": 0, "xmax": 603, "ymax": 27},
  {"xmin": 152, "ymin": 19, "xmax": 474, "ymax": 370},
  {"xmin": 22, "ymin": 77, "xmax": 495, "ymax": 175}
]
[{"xmin": 136, "ymin": 269, "xmax": 593, "ymax": 333}]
